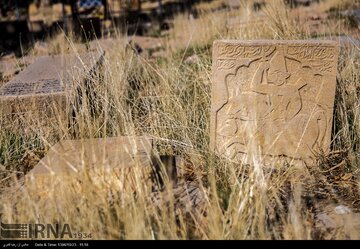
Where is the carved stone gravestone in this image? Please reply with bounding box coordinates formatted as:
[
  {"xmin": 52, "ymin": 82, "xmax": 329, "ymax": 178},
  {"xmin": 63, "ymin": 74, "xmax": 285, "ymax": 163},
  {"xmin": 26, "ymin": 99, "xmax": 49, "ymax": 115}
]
[
  {"xmin": 210, "ymin": 40, "xmax": 339, "ymax": 164},
  {"xmin": 0, "ymin": 51, "xmax": 104, "ymax": 132}
]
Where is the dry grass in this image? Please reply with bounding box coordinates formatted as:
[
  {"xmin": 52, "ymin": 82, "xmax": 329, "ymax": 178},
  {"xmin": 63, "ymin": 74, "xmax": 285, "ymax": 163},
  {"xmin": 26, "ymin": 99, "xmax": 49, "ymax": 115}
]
[{"xmin": 0, "ymin": 0, "xmax": 359, "ymax": 240}]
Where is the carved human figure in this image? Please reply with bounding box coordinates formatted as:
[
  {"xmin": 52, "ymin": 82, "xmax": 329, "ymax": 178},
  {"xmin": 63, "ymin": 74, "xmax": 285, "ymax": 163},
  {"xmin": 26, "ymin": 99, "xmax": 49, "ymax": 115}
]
[{"xmin": 217, "ymin": 45, "xmax": 328, "ymax": 160}]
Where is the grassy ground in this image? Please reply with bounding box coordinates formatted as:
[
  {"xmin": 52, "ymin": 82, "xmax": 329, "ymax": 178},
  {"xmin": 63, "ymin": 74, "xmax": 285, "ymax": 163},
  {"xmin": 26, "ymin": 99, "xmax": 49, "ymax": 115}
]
[{"xmin": 0, "ymin": 0, "xmax": 359, "ymax": 240}]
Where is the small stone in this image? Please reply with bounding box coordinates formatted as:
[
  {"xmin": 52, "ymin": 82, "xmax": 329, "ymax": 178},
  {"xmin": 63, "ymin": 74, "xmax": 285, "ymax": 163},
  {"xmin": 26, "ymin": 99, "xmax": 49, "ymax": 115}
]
[
  {"xmin": 335, "ymin": 205, "xmax": 352, "ymax": 215},
  {"xmin": 184, "ymin": 54, "xmax": 201, "ymax": 65}
]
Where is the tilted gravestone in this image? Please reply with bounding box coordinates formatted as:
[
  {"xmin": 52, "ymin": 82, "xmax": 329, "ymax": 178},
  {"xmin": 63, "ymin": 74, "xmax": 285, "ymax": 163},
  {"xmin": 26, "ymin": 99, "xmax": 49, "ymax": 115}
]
[
  {"xmin": 25, "ymin": 136, "xmax": 155, "ymax": 194},
  {"xmin": 0, "ymin": 51, "xmax": 104, "ymax": 132},
  {"xmin": 210, "ymin": 40, "xmax": 339, "ymax": 164},
  {"xmin": 28, "ymin": 136, "xmax": 154, "ymax": 176}
]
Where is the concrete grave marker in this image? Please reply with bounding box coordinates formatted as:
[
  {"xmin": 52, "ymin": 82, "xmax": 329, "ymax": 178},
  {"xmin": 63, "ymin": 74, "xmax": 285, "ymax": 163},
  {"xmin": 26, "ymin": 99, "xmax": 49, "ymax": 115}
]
[{"xmin": 210, "ymin": 40, "xmax": 339, "ymax": 163}]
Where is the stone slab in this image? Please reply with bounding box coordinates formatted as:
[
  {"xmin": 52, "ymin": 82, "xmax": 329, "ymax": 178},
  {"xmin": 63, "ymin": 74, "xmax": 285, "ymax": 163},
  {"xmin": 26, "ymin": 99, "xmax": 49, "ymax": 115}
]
[
  {"xmin": 22, "ymin": 136, "xmax": 155, "ymax": 202},
  {"xmin": 315, "ymin": 203, "xmax": 360, "ymax": 239},
  {"xmin": 210, "ymin": 40, "xmax": 339, "ymax": 163},
  {"xmin": 0, "ymin": 51, "xmax": 104, "ymax": 132},
  {"xmin": 0, "ymin": 51, "xmax": 103, "ymax": 97},
  {"xmin": 27, "ymin": 136, "xmax": 154, "ymax": 177}
]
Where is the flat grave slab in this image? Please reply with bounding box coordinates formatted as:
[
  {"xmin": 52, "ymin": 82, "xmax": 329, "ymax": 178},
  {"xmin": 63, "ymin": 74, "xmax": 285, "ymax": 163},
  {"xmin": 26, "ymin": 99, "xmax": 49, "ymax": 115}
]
[
  {"xmin": 0, "ymin": 51, "xmax": 104, "ymax": 131},
  {"xmin": 0, "ymin": 51, "xmax": 103, "ymax": 98},
  {"xmin": 27, "ymin": 136, "xmax": 154, "ymax": 177},
  {"xmin": 22, "ymin": 136, "xmax": 155, "ymax": 204}
]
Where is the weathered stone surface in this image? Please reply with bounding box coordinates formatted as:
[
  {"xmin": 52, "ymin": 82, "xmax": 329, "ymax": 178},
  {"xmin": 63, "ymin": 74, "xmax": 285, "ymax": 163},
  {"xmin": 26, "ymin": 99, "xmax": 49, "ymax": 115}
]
[
  {"xmin": 0, "ymin": 52, "xmax": 103, "ymax": 97},
  {"xmin": 89, "ymin": 38, "xmax": 120, "ymax": 53},
  {"xmin": 184, "ymin": 54, "xmax": 201, "ymax": 65},
  {"xmin": 210, "ymin": 40, "xmax": 339, "ymax": 163},
  {"xmin": 24, "ymin": 136, "xmax": 155, "ymax": 197},
  {"xmin": 315, "ymin": 203, "xmax": 360, "ymax": 239},
  {"xmin": 0, "ymin": 51, "xmax": 104, "ymax": 132},
  {"xmin": 6, "ymin": 136, "xmax": 154, "ymax": 206},
  {"xmin": 27, "ymin": 136, "xmax": 154, "ymax": 178}
]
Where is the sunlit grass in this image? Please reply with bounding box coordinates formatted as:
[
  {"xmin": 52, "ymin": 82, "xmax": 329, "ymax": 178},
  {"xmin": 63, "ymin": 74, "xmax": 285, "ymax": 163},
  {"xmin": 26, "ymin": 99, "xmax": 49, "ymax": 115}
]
[{"xmin": 0, "ymin": 0, "xmax": 359, "ymax": 240}]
